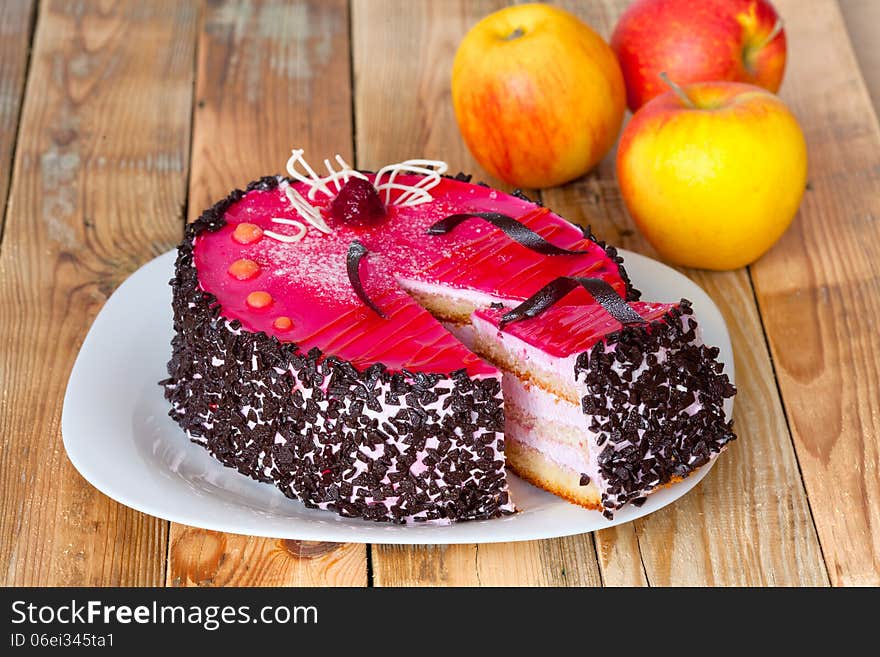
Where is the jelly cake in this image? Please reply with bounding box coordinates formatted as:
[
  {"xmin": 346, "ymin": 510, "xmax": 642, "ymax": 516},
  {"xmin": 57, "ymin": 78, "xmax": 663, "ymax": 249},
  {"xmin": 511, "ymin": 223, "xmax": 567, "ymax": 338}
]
[{"xmin": 162, "ymin": 150, "xmax": 735, "ymax": 523}]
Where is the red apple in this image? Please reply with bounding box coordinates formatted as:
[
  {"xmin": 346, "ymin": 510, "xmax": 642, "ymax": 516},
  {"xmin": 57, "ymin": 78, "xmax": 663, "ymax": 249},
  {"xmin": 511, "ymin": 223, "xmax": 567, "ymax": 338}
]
[
  {"xmin": 452, "ymin": 4, "xmax": 625, "ymax": 188},
  {"xmin": 611, "ymin": 0, "xmax": 786, "ymax": 111}
]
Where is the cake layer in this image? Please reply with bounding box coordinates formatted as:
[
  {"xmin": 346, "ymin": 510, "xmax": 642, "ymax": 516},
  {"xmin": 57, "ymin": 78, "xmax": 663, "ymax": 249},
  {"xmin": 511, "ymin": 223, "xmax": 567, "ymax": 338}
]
[
  {"xmin": 397, "ymin": 278, "xmax": 495, "ymax": 323},
  {"xmin": 502, "ymin": 373, "xmax": 584, "ymax": 432},
  {"xmin": 506, "ymin": 413, "xmax": 594, "ymax": 479},
  {"xmin": 505, "ymin": 439, "xmax": 602, "ymax": 509},
  {"xmin": 501, "ymin": 375, "xmax": 603, "ymax": 505},
  {"xmin": 472, "ymin": 300, "xmax": 736, "ymax": 513}
]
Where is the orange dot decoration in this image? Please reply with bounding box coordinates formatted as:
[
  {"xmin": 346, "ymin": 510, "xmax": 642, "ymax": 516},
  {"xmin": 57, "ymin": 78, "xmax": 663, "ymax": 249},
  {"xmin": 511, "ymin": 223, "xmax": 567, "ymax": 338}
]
[
  {"xmin": 227, "ymin": 258, "xmax": 260, "ymax": 280},
  {"xmin": 246, "ymin": 290, "xmax": 273, "ymax": 309},
  {"xmin": 232, "ymin": 222, "xmax": 263, "ymax": 244},
  {"xmin": 273, "ymin": 316, "xmax": 294, "ymax": 331}
]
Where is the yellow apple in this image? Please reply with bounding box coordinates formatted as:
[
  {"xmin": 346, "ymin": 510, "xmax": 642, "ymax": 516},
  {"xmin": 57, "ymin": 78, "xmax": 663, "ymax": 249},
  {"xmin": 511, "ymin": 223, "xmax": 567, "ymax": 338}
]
[
  {"xmin": 616, "ymin": 80, "xmax": 807, "ymax": 270},
  {"xmin": 452, "ymin": 3, "xmax": 625, "ymax": 189}
]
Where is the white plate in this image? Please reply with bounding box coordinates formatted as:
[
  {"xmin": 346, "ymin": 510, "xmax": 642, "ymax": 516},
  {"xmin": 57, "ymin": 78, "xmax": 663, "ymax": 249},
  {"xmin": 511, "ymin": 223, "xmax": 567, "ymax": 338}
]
[{"xmin": 62, "ymin": 249, "xmax": 734, "ymax": 544}]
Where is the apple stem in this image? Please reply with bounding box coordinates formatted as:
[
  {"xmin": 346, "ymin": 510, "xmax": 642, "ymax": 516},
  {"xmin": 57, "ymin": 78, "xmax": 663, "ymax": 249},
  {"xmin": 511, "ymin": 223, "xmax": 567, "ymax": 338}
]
[
  {"xmin": 755, "ymin": 18, "xmax": 784, "ymax": 51},
  {"xmin": 504, "ymin": 27, "xmax": 525, "ymax": 41},
  {"xmin": 659, "ymin": 72, "xmax": 697, "ymax": 109}
]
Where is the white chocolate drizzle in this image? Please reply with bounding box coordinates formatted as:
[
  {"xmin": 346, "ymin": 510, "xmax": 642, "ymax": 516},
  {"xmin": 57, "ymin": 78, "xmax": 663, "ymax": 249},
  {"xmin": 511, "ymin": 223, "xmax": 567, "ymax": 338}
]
[
  {"xmin": 286, "ymin": 148, "xmax": 367, "ymax": 200},
  {"xmin": 283, "ymin": 185, "xmax": 332, "ymax": 234},
  {"xmin": 264, "ymin": 217, "xmax": 307, "ymax": 243},
  {"xmin": 264, "ymin": 148, "xmax": 450, "ymax": 245},
  {"xmin": 373, "ymin": 159, "xmax": 449, "ymax": 207}
]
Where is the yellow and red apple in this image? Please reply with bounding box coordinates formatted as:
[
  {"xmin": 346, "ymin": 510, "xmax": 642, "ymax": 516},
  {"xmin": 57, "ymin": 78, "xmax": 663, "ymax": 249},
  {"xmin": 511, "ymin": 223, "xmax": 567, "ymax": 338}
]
[
  {"xmin": 452, "ymin": 3, "xmax": 625, "ymax": 189},
  {"xmin": 611, "ymin": 0, "xmax": 786, "ymax": 111},
  {"xmin": 616, "ymin": 80, "xmax": 807, "ymax": 270}
]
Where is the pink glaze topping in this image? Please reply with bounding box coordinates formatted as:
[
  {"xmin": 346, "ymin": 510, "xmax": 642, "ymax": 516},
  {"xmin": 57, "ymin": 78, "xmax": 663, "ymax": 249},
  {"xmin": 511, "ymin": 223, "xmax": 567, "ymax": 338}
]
[
  {"xmin": 193, "ymin": 174, "xmax": 629, "ymax": 374},
  {"xmin": 474, "ymin": 301, "xmax": 677, "ymax": 358}
]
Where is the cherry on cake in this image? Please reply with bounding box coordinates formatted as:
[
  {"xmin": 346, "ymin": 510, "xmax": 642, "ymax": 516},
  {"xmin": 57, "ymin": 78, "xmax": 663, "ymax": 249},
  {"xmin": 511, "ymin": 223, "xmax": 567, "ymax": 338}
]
[{"xmin": 162, "ymin": 149, "xmax": 736, "ymax": 524}]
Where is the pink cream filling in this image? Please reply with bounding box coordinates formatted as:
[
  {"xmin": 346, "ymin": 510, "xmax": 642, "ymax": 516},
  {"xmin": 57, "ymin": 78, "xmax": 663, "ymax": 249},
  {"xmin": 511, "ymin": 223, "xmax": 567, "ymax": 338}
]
[
  {"xmin": 506, "ymin": 420, "xmax": 595, "ymax": 479},
  {"xmin": 502, "ymin": 374, "xmax": 601, "ymax": 483},
  {"xmin": 471, "ymin": 312, "xmax": 581, "ymax": 385},
  {"xmin": 501, "ymin": 372, "xmax": 584, "ymax": 428}
]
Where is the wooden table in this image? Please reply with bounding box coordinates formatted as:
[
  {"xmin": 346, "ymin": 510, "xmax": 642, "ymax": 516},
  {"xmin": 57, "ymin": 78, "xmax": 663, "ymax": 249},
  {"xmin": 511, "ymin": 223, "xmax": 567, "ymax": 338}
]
[{"xmin": 1, "ymin": 0, "xmax": 877, "ymax": 587}]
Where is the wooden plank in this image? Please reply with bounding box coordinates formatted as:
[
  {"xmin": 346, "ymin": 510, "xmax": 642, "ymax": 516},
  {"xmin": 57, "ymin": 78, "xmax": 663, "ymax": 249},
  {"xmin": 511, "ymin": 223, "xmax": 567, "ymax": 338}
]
[
  {"xmin": 374, "ymin": 538, "xmax": 601, "ymax": 587},
  {"xmin": 538, "ymin": 0, "xmax": 828, "ymax": 586},
  {"xmin": 166, "ymin": 0, "xmax": 367, "ymax": 588},
  {"xmin": 169, "ymin": 531, "xmax": 366, "ymax": 587},
  {"xmin": 541, "ymin": 173, "xmax": 827, "ymax": 587},
  {"xmin": 353, "ymin": 0, "xmax": 602, "ymax": 587},
  {"xmin": 839, "ymin": 0, "xmax": 880, "ymax": 113},
  {"xmin": 353, "ymin": 0, "xmax": 523, "ymax": 193},
  {"xmin": 0, "ymin": 0, "xmax": 35, "ymax": 241},
  {"xmin": 0, "ymin": 0, "xmax": 197, "ymax": 585},
  {"xmin": 750, "ymin": 0, "xmax": 880, "ymax": 586}
]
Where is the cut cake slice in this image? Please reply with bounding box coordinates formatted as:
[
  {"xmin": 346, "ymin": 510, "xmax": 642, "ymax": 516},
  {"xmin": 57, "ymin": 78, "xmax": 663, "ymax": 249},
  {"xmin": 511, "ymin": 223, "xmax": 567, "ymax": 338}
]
[{"xmin": 471, "ymin": 278, "xmax": 736, "ymax": 516}]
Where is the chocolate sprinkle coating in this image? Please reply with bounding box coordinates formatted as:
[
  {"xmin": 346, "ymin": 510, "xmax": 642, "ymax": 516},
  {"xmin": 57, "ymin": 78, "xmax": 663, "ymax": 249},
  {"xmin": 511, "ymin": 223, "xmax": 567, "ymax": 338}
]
[
  {"xmin": 162, "ymin": 176, "xmax": 513, "ymax": 523},
  {"xmin": 511, "ymin": 188, "xmax": 544, "ymax": 207},
  {"xmin": 575, "ymin": 301, "xmax": 737, "ymax": 514}
]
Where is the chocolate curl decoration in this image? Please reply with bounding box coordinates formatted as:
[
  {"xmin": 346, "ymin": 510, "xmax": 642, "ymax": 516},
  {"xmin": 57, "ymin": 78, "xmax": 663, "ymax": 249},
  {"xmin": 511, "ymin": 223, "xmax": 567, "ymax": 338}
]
[
  {"xmin": 346, "ymin": 240, "xmax": 386, "ymax": 318},
  {"xmin": 500, "ymin": 277, "xmax": 646, "ymax": 328},
  {"xmin": 427, "ymin": 211, "xmax": 589, "ymax": 256}
]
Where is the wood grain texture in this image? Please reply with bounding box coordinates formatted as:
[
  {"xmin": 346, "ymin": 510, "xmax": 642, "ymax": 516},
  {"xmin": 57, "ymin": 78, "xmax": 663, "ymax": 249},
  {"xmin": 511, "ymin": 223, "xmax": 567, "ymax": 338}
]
[
  {"xmin": 352, "ymin": 0, "xmax": 520, "ymax": 192},
  {"xmin": 541, "ymin": 170, "xmax": 827, "ymax": 587},
  {"xmin": 0, "ymin": 0, "xmax": 35, "ymax": 242},
  {"xmin": 0, "ymin": 0, "xmax": 197, "ymax": 585},
  {"xmin": 374, "ymin": 538, "xmax": 601, "ymax": 587},
  {"xmin": 169, "ymin": 531, "xmax": 366, "ymax": 586},
  {"xmin": 751, "ymin": 0, "xmax": 880, "ymax": 586},
  {"xmin": 353, "ymin": 0, "xmax": 601, "ymax": 587},
  {"xmin": 539, "ymin": 0, "xmax": 828, "ymax": 586},
  {"xmin": 839, "ymin": 0, "xmax": 880, "ymax": 113},
  {"xmin": 166, "ymin": 0, "xmax": 367, "ymax": 587},
  {"xmin": 593, "ymin": 524, "xmax": 648, "ymax": 587}
]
